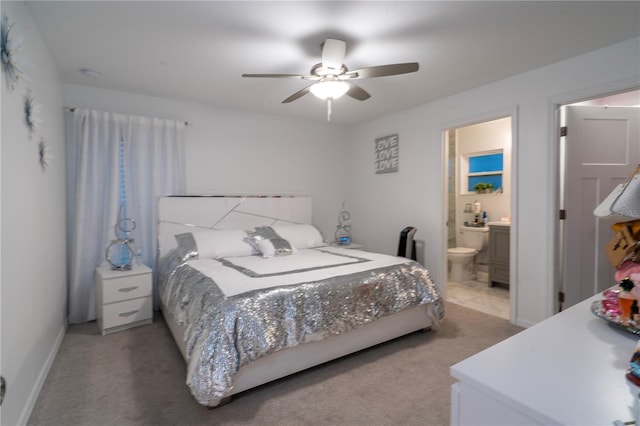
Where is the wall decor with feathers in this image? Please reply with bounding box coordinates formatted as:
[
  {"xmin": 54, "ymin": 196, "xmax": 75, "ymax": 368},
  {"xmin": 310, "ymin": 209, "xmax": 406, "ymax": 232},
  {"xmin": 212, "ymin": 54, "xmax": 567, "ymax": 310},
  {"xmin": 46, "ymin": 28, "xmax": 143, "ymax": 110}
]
[
  {"xmin": 38, "ymin": 138, "xmax": 51, "ymax": 171},
  {"xmin": 1, "ymin": 12, "xmax": 49, "ymax": 171},
  {"xmin": 1, "ymin": 12, "xmax": 27, "ymax": 91},
  {"xmin": 23, "ymin": 88, "xmax": 40, "ymax": 138}
]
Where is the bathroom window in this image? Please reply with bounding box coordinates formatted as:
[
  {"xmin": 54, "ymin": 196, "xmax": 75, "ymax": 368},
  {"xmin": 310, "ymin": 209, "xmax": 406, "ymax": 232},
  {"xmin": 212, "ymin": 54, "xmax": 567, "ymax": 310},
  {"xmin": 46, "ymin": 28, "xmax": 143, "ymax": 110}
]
[{"xmin": 463, "ymin": 151, "xmax": 503, "ymax": 193}]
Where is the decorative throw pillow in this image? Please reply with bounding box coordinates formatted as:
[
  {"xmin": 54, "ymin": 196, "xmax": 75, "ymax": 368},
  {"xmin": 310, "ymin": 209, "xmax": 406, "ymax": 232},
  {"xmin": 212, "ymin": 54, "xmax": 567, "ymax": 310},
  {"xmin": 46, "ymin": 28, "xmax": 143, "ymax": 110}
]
[
  {"xmin": 175, "ymin": 232, "xmax": 198, "ymax": 263},
  {"xmin": 244, "ymin": 226, "xmax": 296, "ymax": 258},
  {"xmin": 256, "ymin": 237, "xmax": 296, "ymax": 258}
]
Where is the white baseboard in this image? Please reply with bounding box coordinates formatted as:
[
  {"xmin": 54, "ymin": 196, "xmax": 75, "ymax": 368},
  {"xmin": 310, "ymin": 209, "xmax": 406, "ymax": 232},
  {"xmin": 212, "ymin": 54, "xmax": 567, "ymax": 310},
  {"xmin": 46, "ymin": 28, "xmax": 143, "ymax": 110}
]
[{"xmin": 18, "ymin": 323, "xmax": 67, "ymax": 425}]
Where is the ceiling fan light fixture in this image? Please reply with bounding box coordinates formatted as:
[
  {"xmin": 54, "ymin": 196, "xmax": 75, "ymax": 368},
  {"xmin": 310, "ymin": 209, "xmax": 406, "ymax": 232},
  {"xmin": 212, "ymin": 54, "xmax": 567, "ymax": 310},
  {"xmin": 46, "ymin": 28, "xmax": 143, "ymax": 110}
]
[
  {"xmin": 242, "ymin": 38, "xmax": 418, "ymax": 121},
  {"xmin": 309, "ymin": 80, "xmax": 349, "ymax": 100}
]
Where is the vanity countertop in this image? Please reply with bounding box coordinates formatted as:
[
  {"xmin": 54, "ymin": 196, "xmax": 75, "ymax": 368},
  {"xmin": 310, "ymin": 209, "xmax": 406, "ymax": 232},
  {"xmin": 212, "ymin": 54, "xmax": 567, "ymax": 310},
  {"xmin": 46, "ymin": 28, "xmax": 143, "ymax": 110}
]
[{"xmin": 487, "ymin": 221, "xmax": 511, "ymax": 227}]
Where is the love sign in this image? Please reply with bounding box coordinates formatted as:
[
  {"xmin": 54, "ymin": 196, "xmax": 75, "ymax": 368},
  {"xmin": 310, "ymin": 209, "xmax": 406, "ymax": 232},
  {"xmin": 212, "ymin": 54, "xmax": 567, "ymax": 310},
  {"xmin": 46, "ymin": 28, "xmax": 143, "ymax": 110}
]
[{"xmin": 374, "ymin": 134, "xmax": 399, "ymax": 174}]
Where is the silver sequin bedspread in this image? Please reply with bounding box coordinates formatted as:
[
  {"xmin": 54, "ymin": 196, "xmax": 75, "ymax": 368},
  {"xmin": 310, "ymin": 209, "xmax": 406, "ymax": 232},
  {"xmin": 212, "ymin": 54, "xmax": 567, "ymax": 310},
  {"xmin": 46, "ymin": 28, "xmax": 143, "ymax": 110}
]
[{"xmin": 158, "ymin": 247, "xmax": 444, "ymax": 406}]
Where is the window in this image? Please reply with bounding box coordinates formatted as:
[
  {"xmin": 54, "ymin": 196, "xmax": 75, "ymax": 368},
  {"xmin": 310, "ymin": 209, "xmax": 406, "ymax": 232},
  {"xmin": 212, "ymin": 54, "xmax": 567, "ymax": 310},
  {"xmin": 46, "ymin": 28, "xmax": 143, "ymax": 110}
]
[{"xmin": 463, "ymin": 151, "xmax": 503, "ymax": 193}]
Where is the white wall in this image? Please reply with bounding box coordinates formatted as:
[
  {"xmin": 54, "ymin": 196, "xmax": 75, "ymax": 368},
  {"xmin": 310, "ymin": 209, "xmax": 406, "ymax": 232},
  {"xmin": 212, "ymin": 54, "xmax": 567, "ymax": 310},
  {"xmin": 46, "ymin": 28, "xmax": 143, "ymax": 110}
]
[
  {"xmin": 64, "ymin": 85, "xmax": 350, "ymax": 240},
  {"xmin": 0, "ymin": 2, "xmax": 67, "ymax": 425},
  {"xmin": 347, "ymin": 37, "xmax": 640, "ymax": 327}
]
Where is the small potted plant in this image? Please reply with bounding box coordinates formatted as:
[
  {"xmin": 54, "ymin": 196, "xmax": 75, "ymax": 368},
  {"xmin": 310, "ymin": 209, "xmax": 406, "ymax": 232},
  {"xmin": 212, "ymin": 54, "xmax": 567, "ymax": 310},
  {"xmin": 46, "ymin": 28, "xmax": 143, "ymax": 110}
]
[{"xmin": 473, "ymin": 182, "xmax": 494, "ymax": 194}]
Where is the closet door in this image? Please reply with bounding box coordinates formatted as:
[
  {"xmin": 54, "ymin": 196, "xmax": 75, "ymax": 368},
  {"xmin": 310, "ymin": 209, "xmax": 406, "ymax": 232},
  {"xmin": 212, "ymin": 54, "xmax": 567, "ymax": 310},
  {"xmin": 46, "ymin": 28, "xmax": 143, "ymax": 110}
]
[{"xmin": 563, "ymin": 105, "xmax": 640, "ymax": 309}]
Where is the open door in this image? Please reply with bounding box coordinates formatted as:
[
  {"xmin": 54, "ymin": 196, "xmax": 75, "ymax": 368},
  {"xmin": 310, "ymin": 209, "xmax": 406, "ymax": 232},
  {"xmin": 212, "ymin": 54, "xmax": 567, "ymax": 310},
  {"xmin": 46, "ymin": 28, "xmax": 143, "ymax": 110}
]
[{"xmin": 562, "ymin": 105, "xmax": 640, "ymax": 309}]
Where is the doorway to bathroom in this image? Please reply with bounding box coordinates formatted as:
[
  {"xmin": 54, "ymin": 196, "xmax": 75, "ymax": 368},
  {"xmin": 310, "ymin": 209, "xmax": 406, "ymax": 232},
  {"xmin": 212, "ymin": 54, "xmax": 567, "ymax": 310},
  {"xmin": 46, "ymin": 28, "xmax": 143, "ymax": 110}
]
[{"xmin": 444, "ymin": 116, "xmax": 513, "ymax": 320}]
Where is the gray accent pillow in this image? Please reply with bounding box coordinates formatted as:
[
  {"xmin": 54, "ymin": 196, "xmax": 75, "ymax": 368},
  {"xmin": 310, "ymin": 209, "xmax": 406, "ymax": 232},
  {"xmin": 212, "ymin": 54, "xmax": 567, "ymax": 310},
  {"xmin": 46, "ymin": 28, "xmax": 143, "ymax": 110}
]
[
  {"xmin": 175, "ymin": 232, "xmax": 198, "ymax": 263},
  {"xmin": 244, "ymin": 226, "xmax": 296, "ymax": 258}
]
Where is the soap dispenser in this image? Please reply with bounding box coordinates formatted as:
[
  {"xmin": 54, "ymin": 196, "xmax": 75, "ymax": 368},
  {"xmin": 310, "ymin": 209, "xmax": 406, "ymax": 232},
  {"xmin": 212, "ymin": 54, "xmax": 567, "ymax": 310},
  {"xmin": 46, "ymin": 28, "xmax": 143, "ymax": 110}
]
[{"xmin": 482, "ymin": 211, "xmax": 488, "ymax": 226}]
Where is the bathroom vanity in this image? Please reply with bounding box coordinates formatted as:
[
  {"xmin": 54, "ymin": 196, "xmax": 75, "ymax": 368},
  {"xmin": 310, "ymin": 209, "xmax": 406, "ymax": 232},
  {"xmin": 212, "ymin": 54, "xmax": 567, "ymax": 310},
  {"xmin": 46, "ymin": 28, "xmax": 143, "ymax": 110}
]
[{"xmin": 488, "ymin": 223, "xmax": 510, "ymax": 287}]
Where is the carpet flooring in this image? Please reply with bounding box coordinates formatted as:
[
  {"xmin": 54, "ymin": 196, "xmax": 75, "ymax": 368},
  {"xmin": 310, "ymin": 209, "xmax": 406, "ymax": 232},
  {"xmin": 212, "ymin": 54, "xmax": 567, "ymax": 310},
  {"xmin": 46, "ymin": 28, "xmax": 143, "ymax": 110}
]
[{"xmin": 28, "ymin": 302, "xmax": 523, "ymax": 426}]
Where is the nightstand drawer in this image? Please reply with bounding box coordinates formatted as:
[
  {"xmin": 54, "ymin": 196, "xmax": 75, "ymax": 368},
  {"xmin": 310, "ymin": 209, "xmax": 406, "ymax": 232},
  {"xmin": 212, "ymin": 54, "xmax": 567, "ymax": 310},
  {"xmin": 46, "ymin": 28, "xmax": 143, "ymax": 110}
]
[
  {"xmin": 102, "ymin": 297, "xmax": 152, "ymax": 329},
  {"xmin": 102, "ymin": 273, "xmax": 151, "ymax": 304}
]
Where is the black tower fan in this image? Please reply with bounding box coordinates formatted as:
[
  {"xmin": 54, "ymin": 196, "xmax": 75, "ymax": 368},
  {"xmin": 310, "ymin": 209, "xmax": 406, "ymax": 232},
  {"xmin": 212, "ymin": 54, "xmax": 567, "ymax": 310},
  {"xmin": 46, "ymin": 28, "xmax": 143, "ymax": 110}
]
[{"xmin": 398, "ymin": 227, "xmax": 417, "ymax": 261}]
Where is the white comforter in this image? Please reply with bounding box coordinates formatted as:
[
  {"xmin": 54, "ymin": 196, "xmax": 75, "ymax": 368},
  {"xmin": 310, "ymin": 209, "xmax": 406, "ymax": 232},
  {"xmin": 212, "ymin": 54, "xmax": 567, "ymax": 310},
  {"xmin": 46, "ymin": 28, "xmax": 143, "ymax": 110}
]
[{"xmin": 187, "ymin": 246, "xmax": 409, "ymax": 297}]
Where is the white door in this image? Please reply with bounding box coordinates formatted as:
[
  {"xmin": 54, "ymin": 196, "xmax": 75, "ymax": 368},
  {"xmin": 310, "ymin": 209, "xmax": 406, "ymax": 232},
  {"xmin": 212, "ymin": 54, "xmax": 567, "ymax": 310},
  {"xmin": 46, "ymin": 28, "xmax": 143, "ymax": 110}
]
[{"xmin": 563, "ymin": 105, "xmax": 640, "ymax": 309}]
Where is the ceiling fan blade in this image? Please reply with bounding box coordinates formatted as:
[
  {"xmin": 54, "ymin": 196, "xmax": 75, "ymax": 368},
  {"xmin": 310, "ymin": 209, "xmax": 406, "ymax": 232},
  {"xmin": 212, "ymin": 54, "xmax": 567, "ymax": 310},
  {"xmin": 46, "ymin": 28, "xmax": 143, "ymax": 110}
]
[
  {"xmin": 242, "ymin": 73, "xmax": 307, "ymax": 79},
  {"xmin": 321, "ymin": 38, "xmax": 346, "ymax": 73},
  {"xmin": 346, "ymin": 63, "xmax": 419, "ymax": 79},
  {"xmin": 282, "ymin": 85, "xmax": 312, "ymax": 103},
  {"xmin": 346, "ymin": 83, "xmax": 371, "ymax": 101}
]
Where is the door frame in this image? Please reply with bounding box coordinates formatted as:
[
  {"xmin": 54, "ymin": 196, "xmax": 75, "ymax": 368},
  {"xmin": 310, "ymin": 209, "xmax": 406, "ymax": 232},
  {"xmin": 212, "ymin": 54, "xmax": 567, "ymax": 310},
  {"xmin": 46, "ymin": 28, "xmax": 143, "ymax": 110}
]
[
  {"xmin": 440, "ymin": 105, "xmax": 519, "ymax": 324},
  {"xmin": 551, "ymin": 78, "xmax": 640, "ymax": 315}
]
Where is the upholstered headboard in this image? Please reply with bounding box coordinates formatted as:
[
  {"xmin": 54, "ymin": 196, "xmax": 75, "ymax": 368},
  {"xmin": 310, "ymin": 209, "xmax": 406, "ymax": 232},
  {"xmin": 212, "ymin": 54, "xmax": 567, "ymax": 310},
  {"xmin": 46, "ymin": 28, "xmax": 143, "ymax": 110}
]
[{"xmin": 157, "ymin": 195, "xmax": 312, "ymax": 257}]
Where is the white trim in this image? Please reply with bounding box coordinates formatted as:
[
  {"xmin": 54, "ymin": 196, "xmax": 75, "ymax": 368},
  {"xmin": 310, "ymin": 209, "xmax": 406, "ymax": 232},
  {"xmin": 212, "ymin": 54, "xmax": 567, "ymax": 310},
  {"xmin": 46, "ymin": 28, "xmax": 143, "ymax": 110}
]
[
  {"xmin": 18, "ymin": 323, "xmax": 67, "ymax": 425},
  {"xmin": 440, "ymin": 130, "xmax": 450, "ymax": 300},
  {"xmin": 508, "ymin": 106, "xmax": 520, "ymax": 327}
]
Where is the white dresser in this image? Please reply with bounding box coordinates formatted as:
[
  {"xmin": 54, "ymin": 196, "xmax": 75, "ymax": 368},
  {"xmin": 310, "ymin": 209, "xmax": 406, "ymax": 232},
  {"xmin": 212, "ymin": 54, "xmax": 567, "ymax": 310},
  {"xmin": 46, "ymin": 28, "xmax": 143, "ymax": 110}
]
[
  {"xmin": 95, "ymin": 264, "xmax": 153, "ymax": 335},
  {"xmin": 451, "ymin": 293, "xmax": 640, "ymax": 425}
]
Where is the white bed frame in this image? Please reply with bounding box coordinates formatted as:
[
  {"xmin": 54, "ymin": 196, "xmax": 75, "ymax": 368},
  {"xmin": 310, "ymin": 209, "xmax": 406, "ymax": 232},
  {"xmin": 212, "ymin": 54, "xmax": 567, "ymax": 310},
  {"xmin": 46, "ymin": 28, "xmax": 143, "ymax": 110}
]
[{"xmin": 157, "ymin": 195, "xmax": 435, "ymax": 404}]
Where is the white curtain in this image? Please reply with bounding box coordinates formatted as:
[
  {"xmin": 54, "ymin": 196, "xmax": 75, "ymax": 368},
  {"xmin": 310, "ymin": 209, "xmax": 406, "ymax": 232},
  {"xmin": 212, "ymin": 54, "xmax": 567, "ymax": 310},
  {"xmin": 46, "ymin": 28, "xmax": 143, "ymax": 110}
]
[{"xmin": 67, "ymin": 109, "xmax": 186, "ymax": 324}]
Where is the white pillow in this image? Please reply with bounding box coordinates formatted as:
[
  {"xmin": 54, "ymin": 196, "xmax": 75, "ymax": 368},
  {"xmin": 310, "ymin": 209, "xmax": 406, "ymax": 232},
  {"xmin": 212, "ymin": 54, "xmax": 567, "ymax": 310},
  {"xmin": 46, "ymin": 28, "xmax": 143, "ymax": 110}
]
[
  {"xmin": 190, "ymin": 229, "xmax": 254, "ymax": 258},
  {"xmin": 256, "ymin": 238, "xmax": 297, "ymax": 258},
  {"xmin": 271, "ymin": 224, "xmax": 326, "ymax": 249}
]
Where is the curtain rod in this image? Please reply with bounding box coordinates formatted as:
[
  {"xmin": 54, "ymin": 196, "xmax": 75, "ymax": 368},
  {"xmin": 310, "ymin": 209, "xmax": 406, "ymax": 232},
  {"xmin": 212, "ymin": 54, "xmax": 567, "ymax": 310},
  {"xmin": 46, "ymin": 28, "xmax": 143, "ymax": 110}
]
[{"xmin": 64, "ymin": 107, "xmax": 192, "ymax": 126}]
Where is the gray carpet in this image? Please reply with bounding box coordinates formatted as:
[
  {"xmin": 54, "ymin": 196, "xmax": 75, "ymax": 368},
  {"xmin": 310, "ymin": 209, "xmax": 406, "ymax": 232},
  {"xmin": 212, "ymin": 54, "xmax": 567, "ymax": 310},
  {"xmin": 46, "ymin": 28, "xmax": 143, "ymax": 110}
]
[{"xmin": 28, "ymin": 302, "xmax": 522, "ymax": 426}]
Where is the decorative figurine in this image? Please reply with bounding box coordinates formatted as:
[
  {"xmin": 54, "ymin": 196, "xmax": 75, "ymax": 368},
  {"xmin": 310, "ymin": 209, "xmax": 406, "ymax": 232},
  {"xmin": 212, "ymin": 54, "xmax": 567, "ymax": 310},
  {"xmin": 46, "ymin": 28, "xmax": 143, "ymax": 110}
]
[
  {"xmin": 105, "ymin": 205, "xmax": 138, "ymax": 270},
  {"xmin": 334, "ymin": 201, "xmax": 352, "ymax": 245}
]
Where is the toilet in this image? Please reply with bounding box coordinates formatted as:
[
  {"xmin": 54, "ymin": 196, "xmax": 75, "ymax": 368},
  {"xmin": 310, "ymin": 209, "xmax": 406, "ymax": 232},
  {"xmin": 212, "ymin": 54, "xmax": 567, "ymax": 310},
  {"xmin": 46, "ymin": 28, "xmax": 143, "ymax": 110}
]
[{"xmin": 447, "ymin": 225, "xmax": 490, "ymax": 282}]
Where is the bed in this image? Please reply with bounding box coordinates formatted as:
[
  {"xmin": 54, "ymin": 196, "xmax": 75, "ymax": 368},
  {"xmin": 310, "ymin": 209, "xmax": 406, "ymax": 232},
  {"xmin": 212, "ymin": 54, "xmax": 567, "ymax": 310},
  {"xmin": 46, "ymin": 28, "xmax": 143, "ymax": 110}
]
[{"xmin": 157, "ymin": 195, "xmax": 444, "ymax": 407}]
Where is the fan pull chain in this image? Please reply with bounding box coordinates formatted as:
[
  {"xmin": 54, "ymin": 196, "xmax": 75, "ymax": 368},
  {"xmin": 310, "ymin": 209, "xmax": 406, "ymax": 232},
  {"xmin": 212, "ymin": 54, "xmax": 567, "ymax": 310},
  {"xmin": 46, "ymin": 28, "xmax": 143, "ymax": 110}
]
[{"xmin": 327, "ymin": 98, "xmax": 332, "ymax": 122}]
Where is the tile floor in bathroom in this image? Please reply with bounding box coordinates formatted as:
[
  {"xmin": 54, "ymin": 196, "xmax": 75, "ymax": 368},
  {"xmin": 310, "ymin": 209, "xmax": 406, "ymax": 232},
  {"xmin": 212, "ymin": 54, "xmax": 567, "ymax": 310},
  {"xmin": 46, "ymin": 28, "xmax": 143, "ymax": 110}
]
[{"xmin": 446, "ymin": 279, "xmax": 510, "ymax": 320}]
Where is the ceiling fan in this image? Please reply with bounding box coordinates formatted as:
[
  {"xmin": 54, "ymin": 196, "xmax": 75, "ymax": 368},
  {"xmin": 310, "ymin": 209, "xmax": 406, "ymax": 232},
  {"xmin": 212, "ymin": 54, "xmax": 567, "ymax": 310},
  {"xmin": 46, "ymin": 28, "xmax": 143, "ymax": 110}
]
[{"xmin": 242, "ymin": 38, "xmax": 419, "ymax": 121}]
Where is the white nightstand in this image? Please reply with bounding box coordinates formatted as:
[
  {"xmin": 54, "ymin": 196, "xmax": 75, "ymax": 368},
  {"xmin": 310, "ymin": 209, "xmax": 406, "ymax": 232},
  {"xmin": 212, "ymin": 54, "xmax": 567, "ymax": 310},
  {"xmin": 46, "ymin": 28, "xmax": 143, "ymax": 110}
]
[
  {"xmin": 95, "ymin": 264, "xmax": 153, "ymax": 335},
  {"xmin": 330, "ymin": 242, "xmax": 364, "ymax": 250}
]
